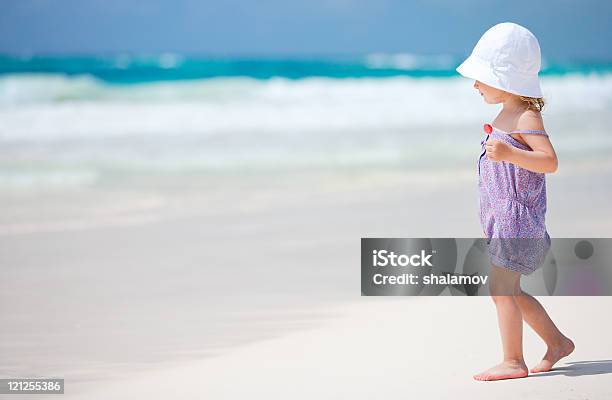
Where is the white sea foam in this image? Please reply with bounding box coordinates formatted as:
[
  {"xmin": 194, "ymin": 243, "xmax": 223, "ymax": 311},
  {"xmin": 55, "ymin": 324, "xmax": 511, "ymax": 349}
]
[{"xmin": 0, "ymin": 73, "xmax": 611, "ymax": 186}]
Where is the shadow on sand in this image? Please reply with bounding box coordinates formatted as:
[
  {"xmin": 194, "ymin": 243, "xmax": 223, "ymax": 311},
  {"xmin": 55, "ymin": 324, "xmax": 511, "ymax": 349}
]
[{"xmin": 529, "ymin": 359, "xmax": 612, "ymax": 378}]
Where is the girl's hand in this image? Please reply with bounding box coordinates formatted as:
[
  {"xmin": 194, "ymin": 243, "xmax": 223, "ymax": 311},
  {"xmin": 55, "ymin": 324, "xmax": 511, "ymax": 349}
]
[{"xmin": 485, "ymin": 139, "xmax": 514, "ymax": 162}]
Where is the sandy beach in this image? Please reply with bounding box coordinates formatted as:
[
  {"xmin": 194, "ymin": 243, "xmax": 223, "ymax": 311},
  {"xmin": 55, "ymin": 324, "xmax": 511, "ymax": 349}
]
[
  {"xmin": 2, "ymin": 158, "xmax": 612, "ymax": 398},
  {"xmin": 66, "ymin": 297, "xmax": 612, "ymax": 399},
  {"xmin": 2, "ymin": 3, "xmax": 612, "ymax": 398}
]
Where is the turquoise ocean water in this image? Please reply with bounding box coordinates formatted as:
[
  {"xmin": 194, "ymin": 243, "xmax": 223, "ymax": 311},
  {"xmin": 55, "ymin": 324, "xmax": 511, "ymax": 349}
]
[{"xmin": 2, "ymin": 54, "xmax": 611, "ymax": 82}]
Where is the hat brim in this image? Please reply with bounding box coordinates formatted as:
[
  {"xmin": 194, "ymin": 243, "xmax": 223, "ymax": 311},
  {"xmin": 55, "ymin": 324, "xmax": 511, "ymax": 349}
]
[{"xmin": 456, "ymin": 54, "xmax": 543, "ymax": 98}]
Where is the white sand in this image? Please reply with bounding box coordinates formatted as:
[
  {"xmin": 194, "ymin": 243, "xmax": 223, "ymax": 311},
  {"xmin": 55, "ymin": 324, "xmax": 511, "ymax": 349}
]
[{"xmin": 67, "ymin": 296, "xmax": 612, "ymax": 399}]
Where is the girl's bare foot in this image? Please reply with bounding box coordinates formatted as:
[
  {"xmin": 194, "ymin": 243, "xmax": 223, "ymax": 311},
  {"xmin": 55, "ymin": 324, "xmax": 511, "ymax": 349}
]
[
  {"xmin": 530, "ymin": 336, "xmax": 575, "ymax": 373},
  {"xmin": 473, "ymin": 360, "xmax": 529, "ymax": 381}
]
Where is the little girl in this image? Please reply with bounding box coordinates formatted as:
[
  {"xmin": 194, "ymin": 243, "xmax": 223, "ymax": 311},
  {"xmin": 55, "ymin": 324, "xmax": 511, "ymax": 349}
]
[{"xmin": 456, "ymin": 22, "xmax": 574, "ymax": 381}]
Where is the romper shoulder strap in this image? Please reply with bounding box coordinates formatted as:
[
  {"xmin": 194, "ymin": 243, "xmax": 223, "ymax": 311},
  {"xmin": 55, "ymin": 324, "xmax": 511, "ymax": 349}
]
[{"xmin": 509, "ymin": 129, "xmax": 548, "ymax": 136}]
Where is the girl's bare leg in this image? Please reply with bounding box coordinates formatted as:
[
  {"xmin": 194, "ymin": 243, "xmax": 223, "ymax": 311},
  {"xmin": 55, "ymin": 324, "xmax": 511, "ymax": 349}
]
[
  {"xmin": 474, "ymin": 265, "xmax": 529, "ymax": 381},
  {"xmin": 515, "ymin": 291, "xmax": 575, "ymax": 372}
]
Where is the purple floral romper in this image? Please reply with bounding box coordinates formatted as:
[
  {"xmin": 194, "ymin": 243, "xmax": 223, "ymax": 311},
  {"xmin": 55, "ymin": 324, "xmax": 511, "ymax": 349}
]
[{"xmin": 478, "ymin": 124, "xmax": 551, "ymax": 275}]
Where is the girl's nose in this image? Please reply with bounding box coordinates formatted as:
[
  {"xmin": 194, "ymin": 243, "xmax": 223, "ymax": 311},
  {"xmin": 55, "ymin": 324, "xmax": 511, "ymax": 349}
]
[{"xmin": 473, "ymin": 81, "xmax": 478, "ymax": 89}]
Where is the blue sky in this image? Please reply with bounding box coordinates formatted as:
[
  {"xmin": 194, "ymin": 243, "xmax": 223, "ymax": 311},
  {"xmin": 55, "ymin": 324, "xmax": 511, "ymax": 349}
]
[{"xmin": 1, "ymin": 0, "xmax": 610, "ymax": 61}]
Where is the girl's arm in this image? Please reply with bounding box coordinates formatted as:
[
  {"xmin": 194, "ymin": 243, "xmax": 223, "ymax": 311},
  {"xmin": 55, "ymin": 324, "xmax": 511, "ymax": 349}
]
[
  {"xmin": 507, "ymin": 135, "xmax": 558, "ymax": 173},
  {"xmin": 486, "ymin": 136, "xmax": 558, "ymax": 173},
  {"xmin": 485, "ymin": 111, "xmax": 558, "ymax": 173}
]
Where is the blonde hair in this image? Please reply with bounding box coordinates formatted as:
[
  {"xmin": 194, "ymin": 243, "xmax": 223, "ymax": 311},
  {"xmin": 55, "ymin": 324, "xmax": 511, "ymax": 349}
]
[{"xmin": 518, "ymin": 95, "xmax": 545, "ymax": 112}]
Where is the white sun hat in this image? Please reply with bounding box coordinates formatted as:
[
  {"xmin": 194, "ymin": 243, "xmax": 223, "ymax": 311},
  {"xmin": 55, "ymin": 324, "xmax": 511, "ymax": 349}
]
[{"xmin": 456, "ymin": 22, "xmax": 543, "ymax": 98}]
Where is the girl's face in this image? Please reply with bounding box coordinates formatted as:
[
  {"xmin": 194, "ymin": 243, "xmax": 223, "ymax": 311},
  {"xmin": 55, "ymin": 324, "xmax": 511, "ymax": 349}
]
[{"xmin": 473, "ymin": 80, "xmax": 507, "ymax": 104}]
